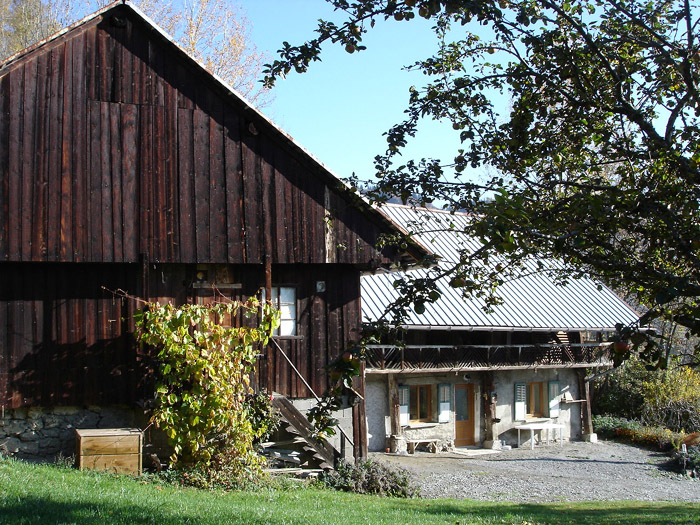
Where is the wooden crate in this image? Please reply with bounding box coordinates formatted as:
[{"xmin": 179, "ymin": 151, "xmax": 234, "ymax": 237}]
[{"xmin": 75, "ymin": 428, "xmax": 143, "ymax": 475}]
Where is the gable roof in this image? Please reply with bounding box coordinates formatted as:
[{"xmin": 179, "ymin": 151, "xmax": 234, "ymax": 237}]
[
  {"xmin": 361, "ymin": 204, "xmax": 640, "ymax": 331},
  {"xmin": 0, "ymin": 1, "xmax": 429, "ymax": 266}
]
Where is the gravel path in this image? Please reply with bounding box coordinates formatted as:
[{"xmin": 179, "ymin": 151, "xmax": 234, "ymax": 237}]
[{"xmin": 370, "ymin": 440, "xmax": 700, "ymax": 503}]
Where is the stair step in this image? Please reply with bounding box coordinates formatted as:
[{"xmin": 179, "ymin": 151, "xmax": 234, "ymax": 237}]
[
  {"xmin": 264, "ymin": 448, "xmax": 302, "ymax": 457},
  {"xmin": 260, "ymin": 438, "xmax": 306, "ymax": 448},
  {"xmin": 271, "ymin": 393, "xmax": 339, "ymax": 467},
  {"xmin": 266, "ymin": 450, "xmax": 302, "ymax": 465},
  {"xmin": 264, "ymin": 468, "xmax": 325, "ymax": 478}
]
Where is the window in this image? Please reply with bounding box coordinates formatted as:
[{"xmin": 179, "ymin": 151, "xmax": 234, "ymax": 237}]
[
  {"xmin": 398, "ymin": 384, "xmax": 435, "ymax": 424},
  {"xmin": 264, "ymin": 287, "xmax": 297, "ymax": 336},
  {"xmin": 409, "ymin": 385, "xmax": 432, "ymax": 422},
  {"xmin": 514, "ymin": 381, "xmax": 546, "ymax": 420},
  {"xmin": 526, "ymin": 382, "xmax": 544, "ymax": 418}
]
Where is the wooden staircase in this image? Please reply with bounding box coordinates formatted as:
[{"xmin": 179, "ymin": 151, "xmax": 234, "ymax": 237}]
[
  {"xmin": 534, "ymin": 331, "xmax": 570, "ymax": 345},
  {"xmin": 262, "ymin": 394, "xmax": 339, "ymax": 471}
]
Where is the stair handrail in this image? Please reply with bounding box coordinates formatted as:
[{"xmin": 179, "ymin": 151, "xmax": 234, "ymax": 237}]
[{"xmin": 270, "ymin": 337, "xmax": 355, "ymax": 448}]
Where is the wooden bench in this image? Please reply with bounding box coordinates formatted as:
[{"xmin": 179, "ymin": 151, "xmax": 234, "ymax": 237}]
[{"xmin": 406, "ymin": 439, "xmax": 439, "ymax": 454}]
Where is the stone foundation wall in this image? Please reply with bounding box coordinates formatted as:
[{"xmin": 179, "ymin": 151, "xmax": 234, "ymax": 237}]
[{"xmin": 0, "ymin": 406, "xmax": 143, "ymax": 461}]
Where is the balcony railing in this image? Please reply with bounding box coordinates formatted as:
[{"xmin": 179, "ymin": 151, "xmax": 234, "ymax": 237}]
[{"xmin": 364, "ymin": 343, "xmax": 612, "ymax": 371}]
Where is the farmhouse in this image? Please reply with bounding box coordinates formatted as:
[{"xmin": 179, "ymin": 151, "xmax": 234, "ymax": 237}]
[
  {"xmin": 0, "ymin": 1, "xmax": 426, "ymax": 461},
  {"xmin": 361, "ymin": 204, "xmax": 640, "ymax": 452}
]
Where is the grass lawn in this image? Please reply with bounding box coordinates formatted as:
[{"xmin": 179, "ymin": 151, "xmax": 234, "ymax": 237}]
[{"xmin": 1, "ymin": 457, "xmax": 698, "ymax": 524}]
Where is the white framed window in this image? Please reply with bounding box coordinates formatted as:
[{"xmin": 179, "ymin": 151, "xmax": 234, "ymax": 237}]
[
  {"xmin": 526, "ymin": 382, "xmax": 544, "ymax": 418},
  {"xmin": 264, "ymin": 286, "xmax": 297, "ymax": 336}
]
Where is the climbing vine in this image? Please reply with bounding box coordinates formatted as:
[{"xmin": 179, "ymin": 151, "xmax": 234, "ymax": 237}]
[
  {"xmin": 307, "ymin": 343, "xmax": 364, "ymax": 439},
  {"xmin": 134, "ymin": 297, "xmax": 279, "ymax": 478},
  {"xmin": 307, "ymin": 325, "xmax": 399, "ymax": 441}
]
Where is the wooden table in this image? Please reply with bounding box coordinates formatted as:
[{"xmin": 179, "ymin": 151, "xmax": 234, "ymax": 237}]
[{"xmin": 515, "ymin": 422, "xmax": 564, "ymax": 450}]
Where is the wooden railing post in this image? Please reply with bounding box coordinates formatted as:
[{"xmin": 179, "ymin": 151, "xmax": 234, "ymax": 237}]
[{"xmin": 577, "ymin": 369, "xmax": 594, "ymax": 436}]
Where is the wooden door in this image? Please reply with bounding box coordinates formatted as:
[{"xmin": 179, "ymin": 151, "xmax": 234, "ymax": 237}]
[{"xmin": 455, "ymin": 383, "xmax": 475, "ymax": 446}]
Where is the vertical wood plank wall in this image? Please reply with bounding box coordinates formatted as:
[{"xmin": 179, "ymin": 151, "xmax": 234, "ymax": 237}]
[
  {"xmin": 1, "ymin": 263, "xmax": 363, "ymax": 409},
  {"xmin": 0, "ymin": 8, "xmax": 396, "ymax": 267},
  {"xmin": 0, "ymin": 263, "xmax": 144, "ymax": 408}
]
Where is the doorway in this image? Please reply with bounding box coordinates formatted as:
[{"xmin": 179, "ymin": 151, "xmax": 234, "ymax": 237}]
[{"xmin": 454, "ymin": 383, "xmax": 475, "ymax": 446}]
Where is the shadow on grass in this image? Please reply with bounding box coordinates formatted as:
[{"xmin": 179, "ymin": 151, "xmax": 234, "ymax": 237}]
[
  {"xmin": 2, "ymin": 493, "xmax": 700, "ymax": 525},
  {"xmin": 0, "ymin": 495, "xmax": 282, "ymax": 525},
  {"xmin": 392, "ymin": 499, "xmax": 700, "ymax": 525},
  {"xmin": 0, "ymin": 496, "xmax": 206, "ymax": 525}
]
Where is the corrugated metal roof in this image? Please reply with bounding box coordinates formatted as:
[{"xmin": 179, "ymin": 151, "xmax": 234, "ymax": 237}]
[{"xmin": 361, "ymin": 204, "xmax": 640, "ymax": 331}]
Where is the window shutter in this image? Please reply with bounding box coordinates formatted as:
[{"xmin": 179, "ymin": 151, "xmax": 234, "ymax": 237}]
[
  {"xmin": 548, "ymin": 381, "xmax": 560, "ymax": 418},
  {"xmin": 514, "ymin": 383, "xmax": 526, "ymax": 421},
  {"xmin": 399, "ymin": 386, "xmax": 410, "ymax": 426},
  {"xmin": 438, "ymin": 384, "xmax": 451, "ymax": 423}
]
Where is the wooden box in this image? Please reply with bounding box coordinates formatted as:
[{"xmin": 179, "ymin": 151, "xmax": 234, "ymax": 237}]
[{"xmin": 75, "ymin": 428, "xmax": 143, "ymax": 475}]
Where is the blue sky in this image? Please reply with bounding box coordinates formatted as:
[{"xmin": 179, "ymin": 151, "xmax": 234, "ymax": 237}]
[{"xmin": 240, "ymin": 0, "xmax": 467, "ymax": 184}]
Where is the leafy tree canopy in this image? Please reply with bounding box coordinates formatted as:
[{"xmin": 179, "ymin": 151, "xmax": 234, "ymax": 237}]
[{"xmin": 264, "ymin": 0, "xmax": 700, "ymax": 367}]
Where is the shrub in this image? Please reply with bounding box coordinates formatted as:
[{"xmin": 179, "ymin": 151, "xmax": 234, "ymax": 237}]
[
  {"xmin": 318, "ymin": 459, "xmax": 420, "ymax": 498},
  {"xmin": 591, "ymin": 358, "xmax": 655, "ymax": 419},
  {"xmin": 674, "ymin": 446, "xmax": 700, "ymax": 477},
  {"xmin": 244, "ymin": 390, "xmax": 281, "ymax": 445},
  {"xmin": 592, "ymin": 415, "xmax": 684, "ymax": 450},
  {"xmin": 592, "ymin": 358, "xmax": 700, "ymax": 434},
  {"xmin": 592, "ymin": 415, "xmax": 641, "ymax": 439},
  {"xmin": 641, "ymin": 367, "xmax": 700, "ymax": 433},
  {"xmin": 133, "ymin": 297, "xmax": 280, "ymax": 487}
]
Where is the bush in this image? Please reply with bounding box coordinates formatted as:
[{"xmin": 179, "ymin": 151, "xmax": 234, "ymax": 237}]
[
  {"xmin": 674, "ymin": 446, "xmax": 700, "ymax": 477},
  {"xmin": 591, "ymin": 358, "xmax": 655, "ymax": 419},
  {"xmin": 592, "ymin": 358, "xmax": 700, "ymax": 434},
  {"xmin": 134, "ymin": 298, "xmax": 279, "ymax": 485},
  {"xmin": 155, "ymin": 456, "xmax": 269, "ymax": 491},
  {"xmin": 592, "ymin": 415, "xmax": 684, "ymax": 450},
  {"xmin": 592, "ymin": 415, "xmax": 641, "ymax": 439},
  {"xmin": 641, "ymin": 367, "xmax": 700, "ymax": 433},
  {"xmin": 244, "ymin": 390, "xmax": 281, "ymax": 445},
  {"xmin": 318, "ymin": 460, "xmax": 420, "ymax": 498}
]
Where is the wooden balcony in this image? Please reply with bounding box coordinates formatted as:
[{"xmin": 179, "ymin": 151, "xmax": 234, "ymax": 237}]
[{"xmin": 364, "ymin": 343, "xmax": 612, "ymax": 372}]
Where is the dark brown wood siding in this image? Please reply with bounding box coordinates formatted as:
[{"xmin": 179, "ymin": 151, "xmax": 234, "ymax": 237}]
[
  {"xmin": 1, "ymin": 262, "xmax": 363, "ymax": 408},
  {"xmin": 0, "ymin": 6, "xmax": 397, "ymax": 267},
  {"xmin": 0, "ymin": 262, "xmax": 146, "ymax": 409}
]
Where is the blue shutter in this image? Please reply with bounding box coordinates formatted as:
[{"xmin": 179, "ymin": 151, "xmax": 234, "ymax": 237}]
[
  {"xmin": 438, "ymin": 384, "xmax": 451, "ymax": 423},
  {"xmin": 514, "ymin": 383, "xmax": 526, "ymax": 421},
  {"xmin": 548, "ymin": 381, "xmax": 560, "ymax": 418}
]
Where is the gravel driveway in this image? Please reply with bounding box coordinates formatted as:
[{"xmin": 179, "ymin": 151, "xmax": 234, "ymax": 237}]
[{"xmin": 370, "ymin": 440, "xmax": 700, "ymax": 503}]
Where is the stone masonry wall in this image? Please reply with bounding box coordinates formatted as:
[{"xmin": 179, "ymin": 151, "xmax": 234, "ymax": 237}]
[{"xmin": 0, "ymin": 406, "xmax": 142, "ymax": 461}]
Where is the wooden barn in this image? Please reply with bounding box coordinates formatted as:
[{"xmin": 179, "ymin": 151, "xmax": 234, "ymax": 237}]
[{"xmin": 0, "ymin": 1, "xmax": 424, "ymax": 461}]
